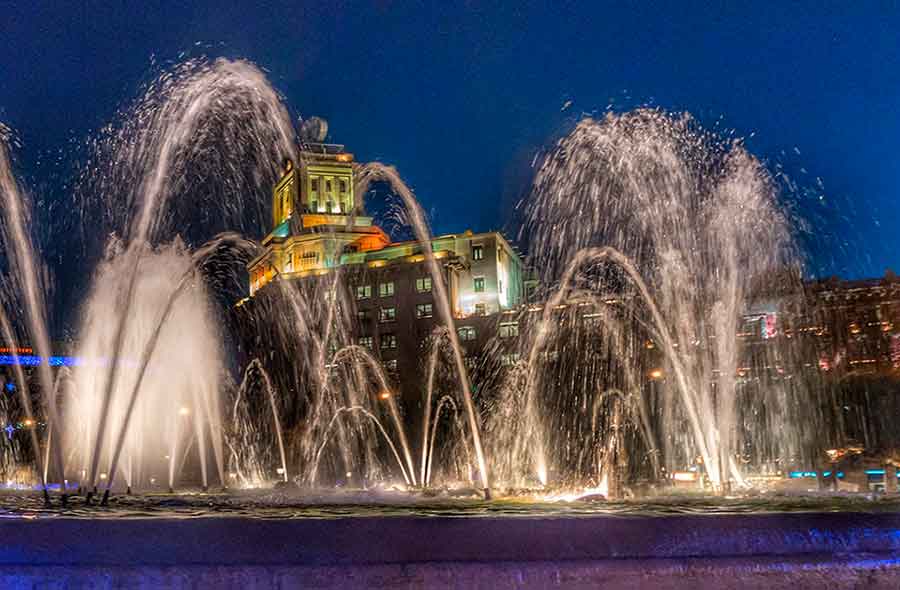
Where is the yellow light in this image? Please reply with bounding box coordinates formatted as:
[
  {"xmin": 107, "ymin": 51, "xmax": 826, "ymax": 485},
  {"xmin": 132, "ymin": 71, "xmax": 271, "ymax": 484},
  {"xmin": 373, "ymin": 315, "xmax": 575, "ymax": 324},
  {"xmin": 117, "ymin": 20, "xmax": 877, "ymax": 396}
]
[
  {"xmin": 672, "ymin": 471, "xmax": 697, "ymax": 482},
  {"xmin": 179, "ymin": 407, "xmax": 190, "ymax": 416},
  {"xmin": 649, "ymin": 369, "xmax": 663, "ymax": 379},
  {"xmin": 336, "ymin": 153, "xmax": 354, "ymax": 162},
  {"xmin": 379, "ymin": 391, "xmax": 391, "ymax": 400},
  {"xmin": 22, "ymin": 419, "xmax": 33, "ymax": 427}
]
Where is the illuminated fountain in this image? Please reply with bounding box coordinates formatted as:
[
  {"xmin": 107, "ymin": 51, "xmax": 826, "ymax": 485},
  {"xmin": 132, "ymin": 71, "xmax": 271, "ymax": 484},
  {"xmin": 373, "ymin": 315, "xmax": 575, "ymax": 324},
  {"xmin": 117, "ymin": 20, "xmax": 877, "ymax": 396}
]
[
  {"xmin": 0, "ymin": 58, "xmax": 299, "ymax": 501},
  {"xmin": 487, "ymin": 110, "xmax": 809, "ymax": 495},
  {"xmin": 0, "ymin": 63, "xmax": 827, "ymax": 505}
]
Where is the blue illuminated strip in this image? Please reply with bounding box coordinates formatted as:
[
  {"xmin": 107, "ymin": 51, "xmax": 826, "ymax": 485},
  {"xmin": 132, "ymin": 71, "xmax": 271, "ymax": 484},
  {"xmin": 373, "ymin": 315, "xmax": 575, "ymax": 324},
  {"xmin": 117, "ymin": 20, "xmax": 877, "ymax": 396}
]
[
  {"xmin": 788, "ymin": 471, "xmax": 845, "ymax": 479},
  {"xmin": 864, "ymin": 469, "xmax": 900, "ymax": 477},
  {"xmin": 0, "ymin": 355, "xmax": 81, "ymax": 367}
]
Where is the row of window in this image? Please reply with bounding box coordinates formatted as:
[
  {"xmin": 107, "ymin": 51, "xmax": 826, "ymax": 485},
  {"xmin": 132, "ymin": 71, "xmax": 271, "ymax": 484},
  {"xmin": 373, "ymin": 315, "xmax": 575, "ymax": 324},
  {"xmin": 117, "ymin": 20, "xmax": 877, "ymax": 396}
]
[
  {"xmin": 358, "ymin": 335, "xmax": 397, "ymax": 350},
  {"xmin": 355, "ymin": 274, "xmax": 499, "ymax": 300},
  {"xmin": 356, "ymin": 313, "xmax": 518, "ymax": 338},
  {"xmin": 356, "ymin": 323, "xmax": 519, "ymax": 358},
  {"xmin": 310, "ymin": 177, "xmax": 350, "ymax": 195},
  {"xmin": 356, "ymin": 277, "xmax": 432, "ymax": 300},
  {"xmin": 358, "ymin": 326, "xmax": 480, "ymax": 350},
  {"xmin": 358, "ymin": 303, "xmax": 436, "ymax": 323}
]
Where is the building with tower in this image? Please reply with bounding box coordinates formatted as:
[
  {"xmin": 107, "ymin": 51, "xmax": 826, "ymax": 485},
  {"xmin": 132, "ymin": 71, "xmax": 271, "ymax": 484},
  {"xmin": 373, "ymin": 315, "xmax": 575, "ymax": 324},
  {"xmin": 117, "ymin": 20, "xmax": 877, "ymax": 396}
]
[{"xmin": 239, "ymin": 137, "xmax": 526, "ymax": 429}]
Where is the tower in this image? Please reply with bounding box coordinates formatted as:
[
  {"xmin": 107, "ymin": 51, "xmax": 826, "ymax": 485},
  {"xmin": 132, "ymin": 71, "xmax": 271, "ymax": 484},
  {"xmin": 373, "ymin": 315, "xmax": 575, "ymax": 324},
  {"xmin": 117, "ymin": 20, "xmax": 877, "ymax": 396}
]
[{"xmin": 248, "ymin": 139, "xmax": 389, "ymax": 295}]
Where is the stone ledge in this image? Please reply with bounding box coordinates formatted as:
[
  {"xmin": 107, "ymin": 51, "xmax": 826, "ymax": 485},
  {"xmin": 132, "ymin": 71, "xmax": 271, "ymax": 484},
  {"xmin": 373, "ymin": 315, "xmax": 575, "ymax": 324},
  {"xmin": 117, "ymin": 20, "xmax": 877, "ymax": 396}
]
[{"xmin": 1, "ymin": 555, "xmax": 900, "ymax": 590}]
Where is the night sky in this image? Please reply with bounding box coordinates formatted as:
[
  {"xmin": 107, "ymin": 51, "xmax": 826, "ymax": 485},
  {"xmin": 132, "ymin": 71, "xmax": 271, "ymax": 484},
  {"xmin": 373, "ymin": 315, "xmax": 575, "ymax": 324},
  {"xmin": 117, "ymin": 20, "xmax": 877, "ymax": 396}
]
[{"xmin": 2, "ymin": 2, "xmax": 898, "ymax": 278}]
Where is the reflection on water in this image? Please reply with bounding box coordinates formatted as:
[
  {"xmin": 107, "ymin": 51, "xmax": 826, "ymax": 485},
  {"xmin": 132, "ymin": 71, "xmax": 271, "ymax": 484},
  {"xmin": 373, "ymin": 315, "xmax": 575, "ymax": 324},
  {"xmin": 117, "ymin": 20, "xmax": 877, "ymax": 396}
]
[{"xmin": 2, "ymin": 490, "xmax": 900, "ymax": 520}]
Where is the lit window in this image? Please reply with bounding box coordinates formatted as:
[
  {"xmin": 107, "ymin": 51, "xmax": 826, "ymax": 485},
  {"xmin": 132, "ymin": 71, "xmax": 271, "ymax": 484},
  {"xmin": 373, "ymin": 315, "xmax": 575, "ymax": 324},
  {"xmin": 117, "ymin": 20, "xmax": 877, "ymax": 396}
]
[
  {"xmin": 472, "ymin": 245, "xmax": 484, "ymax": 261},
  {"xmin": 457, "ymin": 326, "xmax": 476, "ymax": 341},
  {"xmin": 356, "ymin": 285, "xmax": 372, "ymax": 300},
  {"xmin": 379, "ymin": 282, "xmax": 395, "ymax": 297},
  {"xmin": 415, "ymin": 277, "xmax": 432, "ymax": 293},
  {"xmin": 357, "ymin": 309, "xmax": 371, "ymax": 322},
  {"xmin": 384, "ymin": 359, "xmax": 398, "ymax": 371},
  {"xmin": 475, "ymin": 303, "xmax": 487, "ymax": 316},
  {"xmin": 499, "ymin": 323, "xmax": 519, "ymax": 339},
  {"xmin": 473, "ymin": 277, "xmax": 485, "ymax": 293},
  {"xmin": 380, "ymin": 307, "xmax": 397, "ymax": 322},
  {"xmin": 381, "ymin": 334, "xmax": 398, "ymax": 350},
  {"xmin": 501, "ymin": 353, "xmax": 519, "ymax": 366},
  {"xmin": 416, "ymin": 303, "xmax": 433, "ymax": 319},
  {"xmin": 358, "ymin": 336, "xmax": 373, "ymax": 350}
]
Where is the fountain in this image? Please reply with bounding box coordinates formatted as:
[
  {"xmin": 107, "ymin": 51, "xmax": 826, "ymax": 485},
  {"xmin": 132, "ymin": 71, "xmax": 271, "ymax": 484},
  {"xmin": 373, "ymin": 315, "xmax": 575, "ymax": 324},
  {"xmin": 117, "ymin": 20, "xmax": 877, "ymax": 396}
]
[
  {"xmin": 1, "ymin": 57, "xmax": 899, "ymax": 588},
  {"xmin": 485, "ymin": 110, "xmax": 808, "ymax": 494}
]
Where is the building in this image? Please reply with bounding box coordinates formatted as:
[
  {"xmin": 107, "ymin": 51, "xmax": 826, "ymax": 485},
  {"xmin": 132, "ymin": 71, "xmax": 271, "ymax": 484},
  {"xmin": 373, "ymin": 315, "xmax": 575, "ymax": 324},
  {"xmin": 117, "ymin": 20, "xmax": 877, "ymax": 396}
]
[{"xmin": 240, "ymin": 140, "xmax": 526, "ymax": 416}]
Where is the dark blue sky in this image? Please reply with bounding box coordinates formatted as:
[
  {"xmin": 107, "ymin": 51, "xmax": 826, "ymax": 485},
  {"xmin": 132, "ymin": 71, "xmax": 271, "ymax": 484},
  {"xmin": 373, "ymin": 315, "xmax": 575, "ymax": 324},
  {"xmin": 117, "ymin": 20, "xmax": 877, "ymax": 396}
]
[{"xmin": 2, "ymin": 2, "xmax": 898, "ymax": 277}]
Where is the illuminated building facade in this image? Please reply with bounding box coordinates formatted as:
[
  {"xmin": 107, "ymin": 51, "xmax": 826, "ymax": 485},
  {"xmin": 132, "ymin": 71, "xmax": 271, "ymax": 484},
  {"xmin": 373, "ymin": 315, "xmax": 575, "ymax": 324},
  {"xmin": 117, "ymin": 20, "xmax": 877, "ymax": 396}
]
[{"xmin": 241, "ymin": 140, "xmax": 525, "ymax": 416}]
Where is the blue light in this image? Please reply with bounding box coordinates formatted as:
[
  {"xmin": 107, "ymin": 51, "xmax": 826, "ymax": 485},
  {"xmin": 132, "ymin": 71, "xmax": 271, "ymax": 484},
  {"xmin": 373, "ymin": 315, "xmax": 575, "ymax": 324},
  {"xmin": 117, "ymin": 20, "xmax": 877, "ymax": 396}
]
[
  {"xmin": 4, "ymin": 381, "xmax": 14, "ymax": 393},
  {"xmin": 789, "ymin": 470, "xmax": 845, "ymax": 479},
  {"xmin": 0, "ymin": 355, "xmax": 80, "ymax": 367},
  {"xmin": 864, "ymin": 469, "xmax": 900, "ymax": 477},
  {"xmin": 789, "ymin": 471, "xmax": 818, "ymax": 478}
]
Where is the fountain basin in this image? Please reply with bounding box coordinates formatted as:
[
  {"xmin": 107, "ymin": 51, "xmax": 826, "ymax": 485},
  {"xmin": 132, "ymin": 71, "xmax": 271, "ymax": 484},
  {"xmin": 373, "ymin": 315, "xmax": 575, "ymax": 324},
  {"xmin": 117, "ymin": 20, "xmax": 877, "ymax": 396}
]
[{"xmin": 3, "ymin": 503, "xmax": 900, "ymax": 588}]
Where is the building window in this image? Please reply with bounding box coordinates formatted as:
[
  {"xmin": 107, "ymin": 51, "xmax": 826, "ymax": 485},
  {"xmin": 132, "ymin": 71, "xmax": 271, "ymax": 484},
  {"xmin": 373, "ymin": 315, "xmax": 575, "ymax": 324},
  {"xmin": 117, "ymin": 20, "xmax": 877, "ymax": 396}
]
[
  {"xmin": 310, "ymin": 200, "xmax": 318, "ymax": 212},
  {"xmin": 357, "ymin": 309, "xmax": 371, "ymax": 322},
  {"xmin": 384, "ymin": 359, "xmax": 398, "ymax": 371},
  {"xmin": 416, "ymin": 303, "xmax": 433, "ymax": 319},
  {"xmin": 311, "ymin": 177, "xmax": 319, "ymax": 193},
  {"xmin": 339, "ymin": 178, "xmax": 348, "ymax": 193},
  {"xmin": 475, "ymin": 303, "xmax": 487, "ymax": 316},
  {"xmin": 415, "ymin": 277, "xmax": 432, "ymax": 293},
  {"xmin": 501, "ymin": 353, "xmax": 520, "ymax": 366},
  {"xmin": 499, "ymin": 323, "xmax": 519, "ymax": 339},
  {"xmin": 325, "ymin": 179, "xmax": 333, "ymax": 193},
  {"xmin": 498, "ymin": 279, "xmax": 503, "ymax": 293},
  {"xmin": 381, "ymin": 334, "xmax": 398, "ymax": 350},
  {"xmin": 380, "ymin": 307, "xmax": 397, "ymax": 322},
  {"xmin": 359, "ymin": 336, "xmax": 373, "ymax": 350},
  {"xmin": 356, "ymin": 285, "xmax": 372, "ymax": 300},
  {"xmin": 472, "ymin": 245, "xmax": 484, "ymax": 261},
  {"xmin": 457, "ymin": 326, "xmax": 476, "ymax": 341},
  {"xmin": 379, "ymin": 281, "xmax": 395, "ymax": 297},
  {"xmin": 473, "ymin": 277, "xmax": 485, "ymax": 293}
]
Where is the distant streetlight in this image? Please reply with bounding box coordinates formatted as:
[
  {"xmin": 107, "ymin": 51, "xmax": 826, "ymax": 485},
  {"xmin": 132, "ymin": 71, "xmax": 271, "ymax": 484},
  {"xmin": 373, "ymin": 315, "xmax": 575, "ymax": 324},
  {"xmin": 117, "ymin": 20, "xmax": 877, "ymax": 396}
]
[
  {"xmin": 649, "ymin": 369, "xmax": 664, "ymax": 380},
  {"xmin": 178, "ymin": 407, "xmax": 190, "ymax": 416},
  {"xmin": 379, "ymin": 391, "xmax": 391, "ymax": 400}
]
